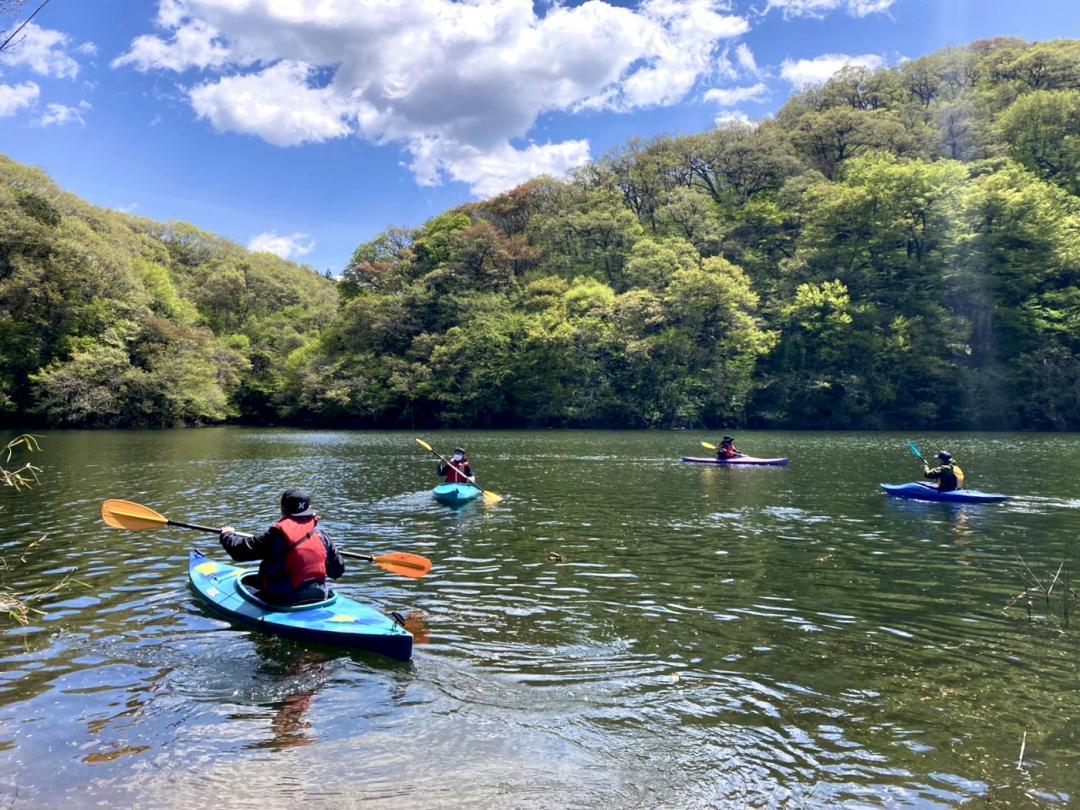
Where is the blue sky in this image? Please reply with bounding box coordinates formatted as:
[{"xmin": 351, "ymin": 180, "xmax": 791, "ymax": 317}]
[{"xmin": 0, "ymin": 0, "xmax": 1077, "ymax": 273}]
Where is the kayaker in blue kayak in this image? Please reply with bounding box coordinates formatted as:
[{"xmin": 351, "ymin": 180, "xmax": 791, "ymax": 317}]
[
  {"xmin": 219, "ymin": 487, "xmax": 345, "ymax": 605},
  {"xmin": 922, "ymin": 452, "xmax": 965, "ymax": 492},
  {"xmin": 438, "ymin": 447, "xmax": 474, "ymax": 484},
  {"xmin": 716, "ymin": 436, "xmax": 743, "ymax": 460}
]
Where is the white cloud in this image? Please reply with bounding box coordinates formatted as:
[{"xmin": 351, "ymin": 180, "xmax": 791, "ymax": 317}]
[
  {"xmin": 0, "ymin": 23, "xmax": 80, "ymax": 79},
  {"xmin": 111, "ymin": 18, "xmax": 232, "ymax": 72},
  {"xmin": 408, "ymin": 138, "xmax": 592, "ymax": 199},
  {"xmin": 39, "ymin": 102, "xmax": 87, "ymax": 127},
  {"xmin": 190, "ymin": 61, "xmax": 351, "ymax": 146},
  {"xmin": 248, "ymin": 231, "xmax": 315, "ymax": 260},
  {"xmin": 0, "ymin": 81, "xmax": 39, "ymax": 116},
  {"xmin": 704, "ymin": 82, "xmax": 767, "ymax": 106},
  {"xmin": 714, "ymin": 110, "xmax": 751, "ymax": 126},
  {"xmin": 114, "ymin": 0, "xmax": 749, "ymax": 196},
  {"xmin": 780, "ymin": 53, "xmax": 885, "ymax": 87},
  {"xmin": 76, "ymin": 42, "xmax": 99, "ymax": 57},
  {"xmin": 735, "ymin": 43, "xmax": 760, "ymax": 77},
  {"xmin": 766, "ymin": 0, "xmax": 895, "ymax": 19}
]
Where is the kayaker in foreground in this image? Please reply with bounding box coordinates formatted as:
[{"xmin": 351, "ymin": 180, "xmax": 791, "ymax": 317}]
[
  {"xmin": 219, "ymin": 487, "xmax": 345, "ymax": 605},
  {"xmin": 716, "ymin": 436, "xmax": 743, "ymax": 460},
  {"xmin": 923, "ymin": 451, "xmax": 965, "ymax": 492},
  {"xmin": 438, "ymin": 446, "xmax": 474, "ymax": 484}
]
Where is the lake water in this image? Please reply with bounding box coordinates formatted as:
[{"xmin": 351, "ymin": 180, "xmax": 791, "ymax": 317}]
[{"xmin": 1, "ymin": 429, "xmax": 1077, "ymax": 808}]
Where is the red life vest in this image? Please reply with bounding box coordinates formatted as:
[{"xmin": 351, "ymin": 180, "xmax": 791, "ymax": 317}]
[
  {"xmin": 444, "ymin": 459, "xmax": 471, "ymax": 484},
  {"xmin": 268, "ymin": 516, "xmax": 328, "ymax": 590}
]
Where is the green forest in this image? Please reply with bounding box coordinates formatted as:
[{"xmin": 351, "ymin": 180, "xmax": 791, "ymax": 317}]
[{"xmin": 3, "ymin": 37, "xmax": 1080, "ymax": 430}]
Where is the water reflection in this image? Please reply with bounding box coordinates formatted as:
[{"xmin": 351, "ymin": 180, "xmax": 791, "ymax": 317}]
[{"xmin": 244, "ymin": 639, "xmax": 329, "ymax": 751}]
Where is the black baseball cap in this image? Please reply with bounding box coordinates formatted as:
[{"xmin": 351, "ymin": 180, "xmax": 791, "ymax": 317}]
[{"xmin": 280, "ymin": 487, "xmax": 314, "ymax": 517}]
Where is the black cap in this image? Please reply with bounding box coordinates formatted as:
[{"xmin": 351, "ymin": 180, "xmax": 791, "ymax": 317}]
[
  {"xmin": 455, "ymin": 446, "xmax": 467, "ymax": 454},
  {"xmin": 722, "ymin": 436, "xmax": 734, "ymax": 442},
  {"xmin": 937, "ymin": 451, "xmax": 952, "ymax": 462},
  {"xmin": 281, "ymin": 487, "xmax": 314, "ymax": 517}
]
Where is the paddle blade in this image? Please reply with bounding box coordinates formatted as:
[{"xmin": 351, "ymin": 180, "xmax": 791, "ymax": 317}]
[
  {"xmin": 415, "ymin": 438, "xmax": 434, "ymax": 453},
  {"xmin": 373, "ymin": 552, "xmax": 432, "ymax": 579},
  {"xmin": 482, "ymin": 490, "xmax": 504, "ymax": 505},
  {"xmin": 701, "ymin": 441, "xmax": 717, "ymax": 450},
  {"xmin": 101, "ymin": 499, "xmax": 169, "ymax": 531},
  {"xmin": 906, "ymin": 440, "xmax": 925, "ymax": 462}
]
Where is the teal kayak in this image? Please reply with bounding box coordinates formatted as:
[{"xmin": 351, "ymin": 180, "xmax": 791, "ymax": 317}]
[
  {"xmin": 881, "ymin": 482, "xmax": 1009, "ymax": 504},
  {"xmin": 188, "ymin": 550, "xmax": 413, "ymax": 661},
  {"xmin": 432, "ymin": 482, "xmax": 480, "ymax": 505}
]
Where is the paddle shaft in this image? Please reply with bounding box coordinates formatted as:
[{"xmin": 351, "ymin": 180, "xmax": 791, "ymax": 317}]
[
  {"xmin": 102, "ymin": 500, "xmax": 430, "ymax": 576},
  {"xmin": 907, "ymin": 440, "xmax": 926, "ymax": 465},
  {"xmin": 168, "ymin": 520, "xmax": 375, "ymax": 560}
]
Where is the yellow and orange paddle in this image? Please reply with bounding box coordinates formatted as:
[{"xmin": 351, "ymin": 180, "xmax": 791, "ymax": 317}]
[{"xmin": 101, "ymin": 499, "xmax": 432, "ymax": 578}]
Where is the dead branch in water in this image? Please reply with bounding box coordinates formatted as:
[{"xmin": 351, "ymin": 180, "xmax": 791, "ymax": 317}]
[{"xmin": 1006, "ymin": 542, "xmax": 1076, "ymax": 629}]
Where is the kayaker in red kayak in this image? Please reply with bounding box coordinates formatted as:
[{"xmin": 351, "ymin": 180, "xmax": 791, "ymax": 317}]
[
  {"xmin": 716, "ymin": 436, "xmax": 744, "ymax": 460},
  {"xmin": 922, "ymin": 451, "xmax": 965, "ymax": 492},
  {"xmin": 438, "ymin": 446, "xmax": 474, "ymax": 484},
  {"xmin": 219, "ymin": 487, "xmax": 345, "ymax": 605}
]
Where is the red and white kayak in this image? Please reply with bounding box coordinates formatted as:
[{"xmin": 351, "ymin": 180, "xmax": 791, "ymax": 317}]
[{"xmin": 681, "ymin": 455, "xmax": 790, "ymax": 467}]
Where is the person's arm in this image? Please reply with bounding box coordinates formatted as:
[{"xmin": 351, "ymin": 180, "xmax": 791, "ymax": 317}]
[
  {"xmin": 437, "ymin": 462, "xmax": 448, "ymax": 477},
  {"xmin": 463, "ymin": 461, "xmax": 474, "ymax": 481},
  {"xmin": 220, "ymin": 526, "xmax": 274, "ymax": 562},
  {"xmin": 320, "ymin": 530, "xmax": 346, "ymax": 580},
  {"xmin": 923, "ymin": 465, "xmax": 941, "ymax": 480}
]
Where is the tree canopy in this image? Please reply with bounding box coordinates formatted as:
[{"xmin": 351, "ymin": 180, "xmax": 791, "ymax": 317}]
[{"xmin": 3, "ymin": 37, "xmax": 1080, "ymax": 429}]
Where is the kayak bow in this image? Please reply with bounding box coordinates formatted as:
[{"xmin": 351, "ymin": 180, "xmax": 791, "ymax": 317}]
[{"xmin": 432, "ymin": 483, "xmax": 481, "ymax": 506}]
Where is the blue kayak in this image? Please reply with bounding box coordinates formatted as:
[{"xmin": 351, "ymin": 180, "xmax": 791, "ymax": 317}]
[
  {"xmin": 881, "ymin": 482, "xmax": 1009, "ymax": 504},
  {"xmin": 188, "ymin": 550, "xmax": 413, "ymax": 661},
  {"xmin": 432, "ymin": 482, "xmax": 480, "ymax": 505}
]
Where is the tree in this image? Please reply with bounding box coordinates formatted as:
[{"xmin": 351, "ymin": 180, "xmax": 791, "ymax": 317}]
[
  {"xmin": 0, "ymin": 1, "xmax": 50, "ymax": 55},
  {"xmin": 998, "ymin": 90, "xmax": 1080, "ymax": 194},
  {"xmin": 790, "ymin": 107, "xmax": 928, "ymax": 179},
  {"xmin": 681, "ymin": 124, "xmax": 800, "ymax": 204}
]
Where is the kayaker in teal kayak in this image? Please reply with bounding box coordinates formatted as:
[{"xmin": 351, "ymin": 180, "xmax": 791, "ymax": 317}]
[
  {"xmin": 438, "ymin": 447, "xmax": 474, "ymax": 484},
  {"xmin": 716, "ymin": 436, "xmax": 743, "ymax": 460},
  {"xmin": 219, "ymin": 487, "xmax": 345, "ymax": 605},
  {"xmin": 922, "ymin": 452, "xmax": 965, "ymax": 492}
]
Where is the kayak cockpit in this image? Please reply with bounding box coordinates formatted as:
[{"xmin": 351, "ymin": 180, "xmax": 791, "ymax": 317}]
[{"xmin": 235, "ymin": 572, "xmax": 339, "ymax": 611}]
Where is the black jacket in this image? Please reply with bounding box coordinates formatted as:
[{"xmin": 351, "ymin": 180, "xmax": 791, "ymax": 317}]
[{"xmin": 924, "ymin": 463, "xmax": 959, "ymax": 492}]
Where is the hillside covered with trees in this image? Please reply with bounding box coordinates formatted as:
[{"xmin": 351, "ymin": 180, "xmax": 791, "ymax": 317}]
[
  {"xmin": 0, "ymin": 156, "xmax": 336, "ymax": 427},
  {"xmin": 3, "ymin": 37, "xmax": 1080, "ymax": 429}
]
